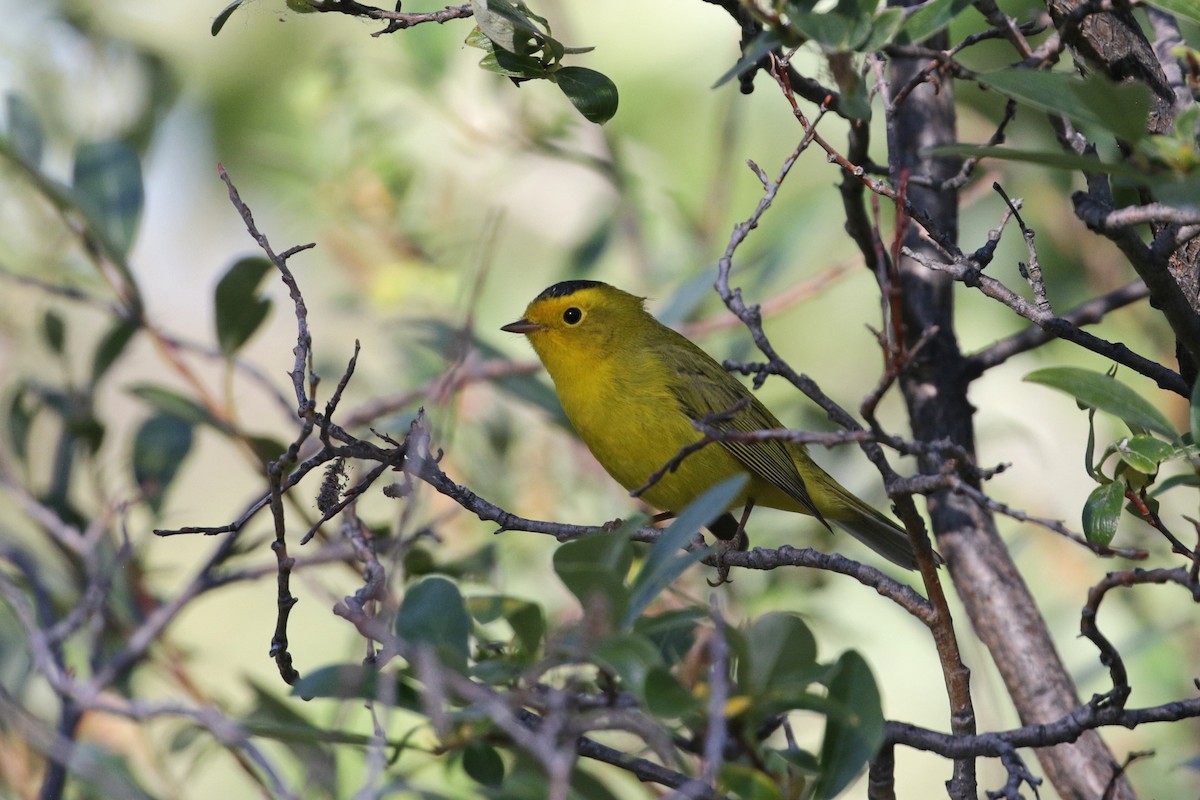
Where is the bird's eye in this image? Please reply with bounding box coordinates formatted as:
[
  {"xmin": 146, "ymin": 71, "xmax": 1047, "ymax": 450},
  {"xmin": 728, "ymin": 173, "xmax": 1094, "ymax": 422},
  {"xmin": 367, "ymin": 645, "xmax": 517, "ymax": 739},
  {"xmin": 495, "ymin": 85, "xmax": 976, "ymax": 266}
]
[{"xmin": 562, "ymin": 307, "xmax": 583, "ymax": 325}]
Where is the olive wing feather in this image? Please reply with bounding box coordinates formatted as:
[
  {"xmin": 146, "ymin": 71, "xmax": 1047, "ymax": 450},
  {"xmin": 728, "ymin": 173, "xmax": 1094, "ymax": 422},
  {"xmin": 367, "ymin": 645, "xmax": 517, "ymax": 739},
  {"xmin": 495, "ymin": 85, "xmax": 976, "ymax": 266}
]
[{"xmin": 667, "ymin": 354, "xmax": 831, "ymax": 530}]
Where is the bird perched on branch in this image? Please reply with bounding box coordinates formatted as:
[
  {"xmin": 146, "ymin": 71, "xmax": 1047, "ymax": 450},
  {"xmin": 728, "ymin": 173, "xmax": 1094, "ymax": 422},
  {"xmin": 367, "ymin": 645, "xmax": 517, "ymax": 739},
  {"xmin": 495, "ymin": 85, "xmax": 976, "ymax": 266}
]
[{"xmin": 502, "ymin": 280, "xmax": 922, "ymax": 570}]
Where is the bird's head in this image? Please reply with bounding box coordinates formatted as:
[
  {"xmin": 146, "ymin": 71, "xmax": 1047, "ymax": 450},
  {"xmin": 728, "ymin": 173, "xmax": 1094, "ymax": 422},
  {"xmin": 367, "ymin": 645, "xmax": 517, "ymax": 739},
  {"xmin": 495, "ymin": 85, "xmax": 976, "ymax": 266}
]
[{"xmin": 501, "ymin": 280, "xmax": 647, "ymax": 372}]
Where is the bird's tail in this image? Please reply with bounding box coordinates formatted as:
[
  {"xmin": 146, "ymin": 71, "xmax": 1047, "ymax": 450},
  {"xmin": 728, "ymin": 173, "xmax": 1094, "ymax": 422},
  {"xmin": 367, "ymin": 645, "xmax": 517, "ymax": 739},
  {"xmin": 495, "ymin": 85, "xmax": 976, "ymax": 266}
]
[{"xmin": 831, "ymin": 510, "xmax": 924, "ymax": 570}]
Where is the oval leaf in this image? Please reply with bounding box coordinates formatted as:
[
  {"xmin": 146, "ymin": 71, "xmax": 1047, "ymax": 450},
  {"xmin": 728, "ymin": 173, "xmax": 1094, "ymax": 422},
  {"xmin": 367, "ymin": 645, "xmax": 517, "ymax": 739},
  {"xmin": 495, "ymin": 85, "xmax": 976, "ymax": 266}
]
[
  {"xmin": 742, "ymin": 612, "xmax": 819, "ymax": 695},
  {"xmin": 469, "ymin": 0, "xmax": 545, "ymax": 55},
  {"xmin": 395, "ymin": 576, "xmax": 471, "ymax": 673},
  {"xmin": 292, "ymin": 663, "xmax": 381, "ymax": 700},
  {"xmin": 7, "ymin": 385, "xmax": 37, "ymax": 463},
  {"xmin": 42, "ymin": 309, "xmax": 65, "ymax": 355},
  {"xmin": 73, "ymin": 140, "xmax": 144, "ymax": 256},
  {"xmin": 592, "ymin": 633, "xmax": 662, "ymax": 697},
  {"xmin": 463, "ymin": 741, "xmax": 505, "ymax": 788},
  {"xmin": 1115, "ymin": 435, "xmax": 1175, "ymax": 474},
  {"xmin": 133, "ymin": 413, "xmax": 194, "ymax": 514},
  {"xmin": 646, "ymin": 665, "xmax": 701, "ymax": 717},
  {"xmin": 128, "ymin": 384, "xmax": 219, "ymax": 428},
  {"xmin": 91, "ymin": 318, "xmax": 140, "ymax": 386},
  {"xmin": 1024, "ymin": 367, "xmax": 1177, "ymax": 440},
  {"xmin": 816, "ymin": 651, "xmax": 884, "ymax": 799},
  {"xmin": 466, "ymin": 595, "xmax": 545, "ymax": 658},
  {"xmin": 553, "ymin": 530, "xmax": 633, "ymax": 628},
  {"xmin": 554, "ymin": 66, "xmax": 619, "ymax": 124},
  {"xmin": 1082, "ymin": 481, "xmax": 1125, "ymax": 545},
  {"xmin": 215, "ymin": 256, "xmax": 274, "ymax": 356}
]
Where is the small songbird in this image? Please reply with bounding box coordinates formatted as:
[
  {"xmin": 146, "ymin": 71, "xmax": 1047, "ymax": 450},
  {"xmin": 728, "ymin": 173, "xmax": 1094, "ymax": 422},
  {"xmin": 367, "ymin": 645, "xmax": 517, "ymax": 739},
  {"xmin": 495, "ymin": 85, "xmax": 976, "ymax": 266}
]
[{"xmin": 502, "ymin": 280, "xmax": 920, "ymax": 569}]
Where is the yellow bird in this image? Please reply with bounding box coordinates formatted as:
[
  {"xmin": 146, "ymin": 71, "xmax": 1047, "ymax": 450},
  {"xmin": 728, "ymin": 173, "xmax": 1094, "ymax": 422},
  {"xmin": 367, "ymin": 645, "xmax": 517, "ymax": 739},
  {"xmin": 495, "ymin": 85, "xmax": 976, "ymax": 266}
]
[{"xmin": 502, "ymin": 280, "xmax": 920, "ymax": 570}]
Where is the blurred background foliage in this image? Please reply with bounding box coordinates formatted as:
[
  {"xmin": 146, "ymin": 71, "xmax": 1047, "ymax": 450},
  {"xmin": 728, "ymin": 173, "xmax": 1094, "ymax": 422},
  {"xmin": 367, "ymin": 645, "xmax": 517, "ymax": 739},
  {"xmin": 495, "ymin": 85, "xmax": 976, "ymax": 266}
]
[{"xmin": 0, "ymin": 0, "xmax": 1197, "ymax": 798}]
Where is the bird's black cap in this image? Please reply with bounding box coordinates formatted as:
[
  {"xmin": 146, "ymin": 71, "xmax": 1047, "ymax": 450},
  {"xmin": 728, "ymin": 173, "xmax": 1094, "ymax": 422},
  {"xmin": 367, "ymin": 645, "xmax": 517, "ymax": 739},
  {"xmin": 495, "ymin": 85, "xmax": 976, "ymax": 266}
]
[{"xmin": 534, "ymin": 280, "xmax": 607, "ymax": 302}]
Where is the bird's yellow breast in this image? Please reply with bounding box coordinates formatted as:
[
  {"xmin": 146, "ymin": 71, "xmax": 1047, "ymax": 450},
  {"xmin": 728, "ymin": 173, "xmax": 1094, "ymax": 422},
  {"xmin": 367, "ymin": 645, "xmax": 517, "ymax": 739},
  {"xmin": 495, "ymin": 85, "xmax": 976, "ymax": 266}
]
[{"xmin": 534, "ymin": 333, "xmax": 780, "ymax": 513}]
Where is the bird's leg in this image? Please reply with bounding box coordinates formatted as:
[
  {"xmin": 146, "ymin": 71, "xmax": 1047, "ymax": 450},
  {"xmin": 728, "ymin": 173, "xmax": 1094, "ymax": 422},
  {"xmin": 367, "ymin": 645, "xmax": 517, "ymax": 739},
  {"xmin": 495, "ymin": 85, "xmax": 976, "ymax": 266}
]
[{"xmin": 710, "ymin": 501, "xmax": 753, "ymax": 586}]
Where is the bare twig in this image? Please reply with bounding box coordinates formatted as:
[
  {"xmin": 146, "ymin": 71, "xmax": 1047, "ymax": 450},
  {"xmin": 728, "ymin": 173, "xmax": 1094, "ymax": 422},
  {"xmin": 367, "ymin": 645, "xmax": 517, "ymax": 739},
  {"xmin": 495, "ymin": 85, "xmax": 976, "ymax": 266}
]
[{"xmin": 903, "ymin": 245, "xmax": 1187, "ymax": 395}]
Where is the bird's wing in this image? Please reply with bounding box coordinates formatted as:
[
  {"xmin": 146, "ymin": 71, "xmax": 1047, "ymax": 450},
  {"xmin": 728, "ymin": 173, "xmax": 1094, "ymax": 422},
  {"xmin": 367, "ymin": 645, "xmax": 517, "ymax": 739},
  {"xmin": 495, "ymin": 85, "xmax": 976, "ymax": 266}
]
[{"xmin": 668, "ymin": 355, "xmax": 830, "ymax": 529}]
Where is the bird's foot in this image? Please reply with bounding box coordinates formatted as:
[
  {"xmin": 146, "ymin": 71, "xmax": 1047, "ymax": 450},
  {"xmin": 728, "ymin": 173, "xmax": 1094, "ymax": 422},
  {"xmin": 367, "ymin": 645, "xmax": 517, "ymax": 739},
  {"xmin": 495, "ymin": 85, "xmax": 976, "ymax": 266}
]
[{"xmin": 708, "ymin": 528, "xmax": 748, "ymax": 587}]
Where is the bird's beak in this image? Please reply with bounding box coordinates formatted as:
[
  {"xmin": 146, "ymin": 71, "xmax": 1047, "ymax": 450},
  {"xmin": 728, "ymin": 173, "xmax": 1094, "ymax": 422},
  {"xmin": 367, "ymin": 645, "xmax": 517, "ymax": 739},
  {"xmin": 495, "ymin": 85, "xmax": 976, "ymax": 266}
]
[{"xmin": 501, "ymin": 319, "xmax": 542, "ymax": 334}]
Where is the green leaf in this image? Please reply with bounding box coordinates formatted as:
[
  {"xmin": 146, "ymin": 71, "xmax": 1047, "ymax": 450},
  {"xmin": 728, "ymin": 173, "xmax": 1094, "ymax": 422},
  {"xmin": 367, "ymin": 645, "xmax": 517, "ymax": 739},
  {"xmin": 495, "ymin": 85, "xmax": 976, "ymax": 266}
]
[
  {"xmin": 463, "ymin": 741, "xmax": 506, "ymax": 788},
  {"xmin": 466, "ymin": 595, "xmax": 545, "ymax": 657},
  {"xmin": 896, "ymin": 0, "xmax": 974, "ymax": 44},
  {"xmin": 1082, "ymin": 481, "xmax": 1125, "ymax": 545},
  {"xmin": 293, "ymin": 664, "xmax": 381, "ymax": 700},
  {"xmin": 1151, "ymin": 472, "xmax": 1199, "ymax": 495},
  {"xmin": 244, "ymin": 683, "xmax": 337, "ymax": 796},
  {"xmin": 860, "ymin": 8, "xmax": 906, "ymax": 52},
  {"xmin": 7, "ymin": 385, "xmax": 36, "ymax": 462},
  {"xmin": 1115, "ymin": 435, "xmax": 1175, "ymax": 474},
  {"xmin": 622, "ymin": 477, "xmax": 740, "ymax": 629},
  {"xmin": 132, "ymin": 413, "xmax": 193, "ymax": 514},
  {"xmin": 73, "ymin": 140, "xmax": 144, "ymax": 256},
  {"xmin": 553, "ymin": 530, "xmax": 633, "ymax": 629},
  {"xmin": 42, "ymin": 309, "xmax": 65, "ymax": 355},
  {"xmin": 6, "ymin": 94, "xmax": 44, "ymax": 166},
  {"xmin": 928, "ymin": 144, "xmax": 1148, "ymax": 180},
  {"xmin": 211, "ymin": 0, "xmax": 248, "ymax": 36},
  {"xmin": 787, "ymin": 4, "xmax": 870, "ymax": 51},
  {"xmin": 719, "ymin": 764, "xmax": 785, "ymax": 800},
  {"xmin": 469, "ymin": 0, "xmax": 546, "ymax": 56},
  {"xmin": 214, "ymin": 256, "xmax": 274, "ymax": 356},
  {"xmin": 554, "ymin": 66, "xmax": 619, "ymax": 124},
  {"xmin": 634, "ymin": 607, "xmax": 705, "ymax": 663},
  {"xmin": 1024, "ymin": 367, "xmax": 1177, "ymax": 440},
  {"xmin": 741, "ymin": 612, "xmax": 820, "ymax": 695},
  {"xmin": 816, "ymin": 651, "xmax": 884, "ymax": 799},
  {"xmin": 975, "ymin": 70, "xmax": 1152, "ymax": 143},
  {"xmin": 91, "ymin": 318, "xmax": 139, "ymax": 386},
  {"xmin": 295, "ymin": 664, "xmax": 422, "ymax": 708},
  {"xmin": 481, "ymin": 46, "xmax": 551, "ymax": 79},
  {"xmin": 1137, "ymin": 103, "xmax": 1200, "ymax": 173},
  {"xmin": 771, "ymin": 745, "xmax": 821, "ymax": 773},
  {"xmin": 395, "ymin": 576, "xmax": 471, "ymax": 673},
  {"xmin": 128, "ymin": 384, "xmax": 219, "ymax": 428},
  {"xmin": 592, "ymin": 633, "xmax": 662, "ymax": 696},
  {"xmin": 248, "ymin": 435, "xmax": 287, "ymax": 464},
  {"xmin": 644, "ymin": 666, "xmax": 699, "ymax": 717},
  {"xmin": 1143, "ymin": 0, "xmax": 1200, "ymax": 24}
]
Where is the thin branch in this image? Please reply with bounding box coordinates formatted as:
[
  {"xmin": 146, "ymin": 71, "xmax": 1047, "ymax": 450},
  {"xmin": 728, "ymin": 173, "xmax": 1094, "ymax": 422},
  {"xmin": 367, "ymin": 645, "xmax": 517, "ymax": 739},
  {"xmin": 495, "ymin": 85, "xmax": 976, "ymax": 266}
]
[
  {"xmin": 1080, "ymin": 566, "xmax": 1200, "ymax": 711},
  {"xmin": 903, "ymin": 245, "xmax": 1187, "ymax": 395},
  {"xmin": 312, "ymin": 0, "xmax": 474, "ymax": 35},
  {"xmin": 965, "ymin": 280, "xmax": 1149, "ymax": 377}
]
